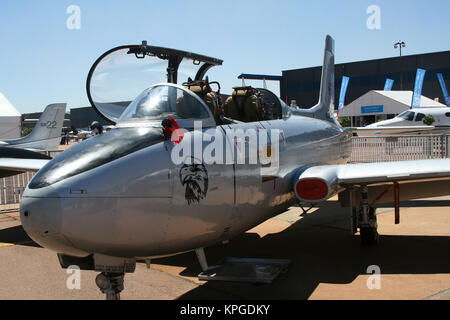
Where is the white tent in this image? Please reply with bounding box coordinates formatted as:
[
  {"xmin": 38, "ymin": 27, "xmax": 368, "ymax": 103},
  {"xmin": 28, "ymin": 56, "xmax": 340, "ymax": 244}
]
[
  {"xmin": 0, "ymin": 92, "xmax": 21, "ymax": 139},
  {"xmin": 338, "ymin": 90, "xmax": 446, "ymax": 126}
]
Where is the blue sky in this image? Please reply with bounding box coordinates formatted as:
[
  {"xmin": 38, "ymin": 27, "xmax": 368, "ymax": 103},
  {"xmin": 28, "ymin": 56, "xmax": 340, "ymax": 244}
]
[{"xmin": 0, "ymin": 0, "xmax": 449, "ymax": 113}]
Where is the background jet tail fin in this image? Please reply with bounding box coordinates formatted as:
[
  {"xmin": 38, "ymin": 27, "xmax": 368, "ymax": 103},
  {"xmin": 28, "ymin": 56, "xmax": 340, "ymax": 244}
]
[
  {"xmin": 291, "ymin": 35, "xmax": 338, "ymax": 125},
  {"xmin": 27, "ymin": 103, "xmax": 67, "ymax": 141},
  {"xmin": 7, "ymin": 103, "xmax": 67, "ymax": 151}
]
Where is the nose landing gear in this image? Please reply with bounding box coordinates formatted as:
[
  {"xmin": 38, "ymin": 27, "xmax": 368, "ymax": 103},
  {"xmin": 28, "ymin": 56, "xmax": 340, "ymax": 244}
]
[
  {"xmin": 58, "ymin": 253, "xmax": 135, "ymax": 300},
  {"xmin": 95, "ymin": 272, "xmax": 125, "ymax": 300}
]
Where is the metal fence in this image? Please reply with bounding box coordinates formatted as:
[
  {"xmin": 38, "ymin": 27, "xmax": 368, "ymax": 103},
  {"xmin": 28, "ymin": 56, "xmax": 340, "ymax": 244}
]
[
  {"xmin": 0, "ymin": 171, "xmax": 35, "ymax": 212},
  {"xmin": 0, "ymin": 150, "xmax": 62, "ymax": 213},
  {"xmin": 0, "ymin": 137, "xmax": 449, "ymax": 213},
  {"xmin": 351, "ymin": 134, "xmax": 449, "ymax": 163}
]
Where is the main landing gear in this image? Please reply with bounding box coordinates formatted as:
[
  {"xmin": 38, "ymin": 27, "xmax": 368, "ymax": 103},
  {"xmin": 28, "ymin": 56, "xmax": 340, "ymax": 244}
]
[{"xmin": 352, "ymin": 185, "xmax": 379, "ymax": 246}]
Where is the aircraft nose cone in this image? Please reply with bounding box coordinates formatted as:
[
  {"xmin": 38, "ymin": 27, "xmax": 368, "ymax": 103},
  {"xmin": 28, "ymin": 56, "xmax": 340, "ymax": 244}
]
[
  {"xmin": 20, "ymin": 195, "xmax": 62, "ymax": 247},
  {"xmin": 20, "ymin": 193, "xmax": 86, "ymax": 256}
]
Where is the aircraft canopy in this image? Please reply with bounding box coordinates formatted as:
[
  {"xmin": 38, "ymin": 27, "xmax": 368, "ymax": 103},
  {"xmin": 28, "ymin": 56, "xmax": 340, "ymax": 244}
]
[
  {"xmin": 87, "ymin": 41, "xmax": 223, "ymax": 124},
  {"xmin": 117, "ymin": 84, "xmax": 216, "ymax": 129}
]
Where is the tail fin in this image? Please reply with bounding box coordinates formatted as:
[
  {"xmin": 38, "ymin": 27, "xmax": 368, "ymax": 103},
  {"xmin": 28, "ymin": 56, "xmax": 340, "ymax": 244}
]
[
  {"xmin": 291, "ymin": 35, "xmax": 338, "ymax": 125},
  {"xmin": 6, "ymin": 103, "xmax": 67, "ymax": 151}
]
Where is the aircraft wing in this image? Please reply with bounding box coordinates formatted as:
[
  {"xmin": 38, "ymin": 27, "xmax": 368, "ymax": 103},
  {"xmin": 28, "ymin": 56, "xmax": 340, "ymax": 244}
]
[
  {"xmin": 346, "ymin": 126, "xmax": 434, "ymax": 136},
  {"xmin": 0, "ymin": 158, "xmax": 50, "ymax": 178},
  {"xmin": 0, "ymin": 158, "xmax": 49, "ymax": 173},
  {"xmin": 0, "ymin": 147, "xmax": 51, "ymax": 178},
  {"xmin": 295, "ymin": 159, "xmax": 450, "ymax": 203}
]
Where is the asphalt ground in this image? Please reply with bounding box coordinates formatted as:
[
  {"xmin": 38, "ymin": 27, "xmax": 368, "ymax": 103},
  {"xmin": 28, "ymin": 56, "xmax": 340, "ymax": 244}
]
[{"xmin": 0, "ymin": 196, "xmax": 448, "ymax": 300}]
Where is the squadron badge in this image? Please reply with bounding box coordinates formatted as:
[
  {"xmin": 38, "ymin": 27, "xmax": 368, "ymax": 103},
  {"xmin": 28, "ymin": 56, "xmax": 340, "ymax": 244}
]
[{"xmin": 179, "ymin": 161, "xmax": 209, "ymax": 205}]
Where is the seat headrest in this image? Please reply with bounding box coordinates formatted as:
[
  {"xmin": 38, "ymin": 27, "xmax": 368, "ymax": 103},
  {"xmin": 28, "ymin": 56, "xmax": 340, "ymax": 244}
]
[{"xmin": 232, "ymin": 86, "xmax": 256, "ymax": 97}]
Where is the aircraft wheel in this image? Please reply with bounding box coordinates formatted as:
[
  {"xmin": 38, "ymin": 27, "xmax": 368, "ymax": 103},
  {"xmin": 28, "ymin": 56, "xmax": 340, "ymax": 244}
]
[{"xmin": 360, "ymin": 227, "xmax": 379, "ymax": 246}]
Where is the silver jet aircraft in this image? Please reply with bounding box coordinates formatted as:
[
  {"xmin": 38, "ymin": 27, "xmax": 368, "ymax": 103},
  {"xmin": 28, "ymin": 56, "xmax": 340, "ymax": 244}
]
[{"xmin": 3, "ymin": 36, "xmax": 450, "ymax": 299}]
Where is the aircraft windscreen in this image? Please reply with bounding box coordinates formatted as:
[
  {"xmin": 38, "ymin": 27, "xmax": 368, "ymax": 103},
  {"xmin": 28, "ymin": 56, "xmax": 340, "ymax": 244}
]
[{"xmin": 118, "ymin": 85, "xmax": 210, "ymax": 124}]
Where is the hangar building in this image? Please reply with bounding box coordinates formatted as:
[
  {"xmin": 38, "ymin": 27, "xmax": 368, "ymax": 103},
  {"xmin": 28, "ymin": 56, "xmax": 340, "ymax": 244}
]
[
  {"xmin": 70, "ymin": 106, "xmax": 110, "ymax": 129},
  {"xmin": 281, "ymin": 50, "xmax": 450, "ymax": 109}
]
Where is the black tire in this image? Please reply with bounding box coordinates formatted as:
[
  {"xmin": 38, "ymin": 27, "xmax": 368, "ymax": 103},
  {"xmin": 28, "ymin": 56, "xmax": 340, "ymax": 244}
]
[
  {"xmin": 369, "ymin": 206, "xmax": 377, "ymax": 220},
  {"xmin": 351, "ymin": 207, "xmax": 358, "ymax": 234},
  {"xmin": 360, "ymin": 227, "xmax": 379, "ymax": 246}
]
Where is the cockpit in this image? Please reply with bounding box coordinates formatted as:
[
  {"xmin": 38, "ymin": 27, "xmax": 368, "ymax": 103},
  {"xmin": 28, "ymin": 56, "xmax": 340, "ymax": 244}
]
[
  {"xmin": 397, "ymin": 111, "xmax": 426, "ymax": 122},
  {"xmin": 87, "ymin": 41, "xmax": 285, "ymax": 128},
  {"xmin": 117, "ymin": 83, "xmax": 216, "ymax": 128}
]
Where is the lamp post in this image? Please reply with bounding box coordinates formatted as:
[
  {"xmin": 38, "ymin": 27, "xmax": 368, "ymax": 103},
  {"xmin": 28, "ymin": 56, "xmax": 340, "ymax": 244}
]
[{"xmin": 394, "ymin": 41, "xmax": 406, "ymax": 90}]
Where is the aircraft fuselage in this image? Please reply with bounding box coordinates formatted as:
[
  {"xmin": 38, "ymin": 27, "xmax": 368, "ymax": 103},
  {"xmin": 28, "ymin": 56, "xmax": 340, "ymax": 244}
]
[{"xmin": 20, "ymin": 114, "xmax": 351, "ymax": 259}]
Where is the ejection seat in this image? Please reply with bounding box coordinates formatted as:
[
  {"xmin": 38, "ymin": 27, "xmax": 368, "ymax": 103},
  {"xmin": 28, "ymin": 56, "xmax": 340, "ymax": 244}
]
[
  {"xmin": 182, "ymin": 78, "xmax": 222, "ymax": 121},
  {"xmin": 223, "ymin": 86, "xmax": 264, "ymax": 123}
]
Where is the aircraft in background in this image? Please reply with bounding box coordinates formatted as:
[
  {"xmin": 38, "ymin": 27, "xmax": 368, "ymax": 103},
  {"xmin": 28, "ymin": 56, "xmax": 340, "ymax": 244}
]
[
  {"xmin": 367, "ymin": 107, "xmax": 450, "ymax": 133},
  {"xmin": 0, "ymin": 103, "xmax": 66, "ymax": 151},
  {"xmin": 75, "ymin": 129, "xmax": 92, "ymax": 140},
  {"xmin": 3, "ymin": 36, "xmax": 450, "ymax": 299},
  {"xmin": 73, "ymin": 124, "xmax": 112, "ymax": 141}
]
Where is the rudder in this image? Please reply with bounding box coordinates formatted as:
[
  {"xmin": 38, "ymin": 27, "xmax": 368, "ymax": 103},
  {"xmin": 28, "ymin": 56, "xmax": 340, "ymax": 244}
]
[{"xmin": 291, "ymin": 35, "xmax": 338, "ymax": 125}]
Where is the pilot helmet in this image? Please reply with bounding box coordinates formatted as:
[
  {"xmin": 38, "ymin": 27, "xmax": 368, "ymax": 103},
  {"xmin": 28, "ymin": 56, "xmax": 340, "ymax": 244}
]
[{"xmin": 90, "ymin": 121, "xmax": 103, "ymax": 135}]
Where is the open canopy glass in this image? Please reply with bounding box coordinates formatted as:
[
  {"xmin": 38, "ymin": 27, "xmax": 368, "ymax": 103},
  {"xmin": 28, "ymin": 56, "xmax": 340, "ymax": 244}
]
[{"xmin": 87, "ymin": 41, "xmax": 223, "ymax": 124}]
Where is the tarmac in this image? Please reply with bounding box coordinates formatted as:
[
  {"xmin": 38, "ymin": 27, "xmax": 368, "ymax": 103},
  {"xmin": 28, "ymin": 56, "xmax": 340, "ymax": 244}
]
[{"xmin": 0, "ymin": 194, "xmax": 448, "ymax": 300}]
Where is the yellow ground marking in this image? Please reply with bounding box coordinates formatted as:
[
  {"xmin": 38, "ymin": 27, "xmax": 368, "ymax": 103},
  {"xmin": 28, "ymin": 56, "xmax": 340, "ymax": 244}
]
[
  {"xmin": 0, "ymin": 243, "xmax": 14, "ymax": 248},
  {"xmin": 0, "ymin": 241, "xmax": 34, "ymax": 248}
]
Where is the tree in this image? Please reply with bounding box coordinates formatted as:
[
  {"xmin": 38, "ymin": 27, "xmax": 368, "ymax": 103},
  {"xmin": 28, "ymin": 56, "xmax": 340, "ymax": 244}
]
[
  {"xmin": 422, "ymin": 115, "xmax": 435, "ymax": 126},
  {"xmin": 22, "ymin": 128, "xmax": 33, "ymax": 136},
  {"xmin": 339, "ymin": 117, "xmax": 351, "ymax": 127}
]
